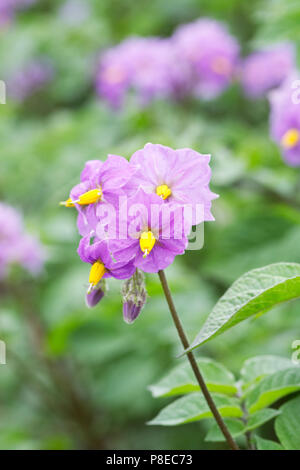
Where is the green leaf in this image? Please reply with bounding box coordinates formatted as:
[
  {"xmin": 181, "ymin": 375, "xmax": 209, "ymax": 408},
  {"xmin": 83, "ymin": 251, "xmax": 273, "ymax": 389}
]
[
  {"xmin": 275, "ymin": 395, "xmax": 300, "ymax": 450},
  {"xmin": 240, "ymin": 355, "xmax": 295, "ymax": 388},
  {"xmin": 255, "ymin": 436, "xmax": 283, "ymax": 450},
  {"xmin": 205, "ymin": 408, "xmax": 280, "ymax": 442},
  {"xmin": 147, "ymin": 393, "xmax": 243, "ymax": 426},
  {"xmin": 149, "ymin": 358, "xmax": 237, "ymax": 397},
  {"xmin": 186, "ymin": 263, "xmax": 300, "ymax": 352},
  {"xmin": 205, "ymin": 419, "xmax": 245, "ymax": 442},
  {"xmin": 246, "ymin": 368, "xmax": 300, "ymax": 413},
  {"xmin": 246, "ymin": 408, "xmax": 281, "ymax": 431}
]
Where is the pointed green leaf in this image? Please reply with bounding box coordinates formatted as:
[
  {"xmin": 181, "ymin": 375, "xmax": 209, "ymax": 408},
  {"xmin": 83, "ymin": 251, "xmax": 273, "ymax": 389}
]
[
  {"xmin": 246, "ymin": 408, "xmax": 281, "ymax": 431},
  {"xmin": 148, "ymin": 393, "xmax": 243, "ymax": 426},
  {"xmin": 205, "ymin": 418, "xmax": 245, "ymax": 442},
  {"xmin": 255, "ymin": 436, "xmax": 283, "ymax": 450},
  {"xmin": 240, "ymin": 355, "xmax": 296, "ymax": 387},
  {"xmin": 149, "ymin": 358, "xmax": 237, "ymax": 397},
  {"xmin": 246, "ymin": 368, "xmax": 300, "ymax": 413},
  {"xmin": 275, "ymin": 395, "xmax": 300, "ymax": 450},
  {"xmin": 205, "ymin": 408, "xmax": 280, "ymax": 442},
  {"xmin": 186, "ymin": 263, "xmax": 300, "ymax": 352}
]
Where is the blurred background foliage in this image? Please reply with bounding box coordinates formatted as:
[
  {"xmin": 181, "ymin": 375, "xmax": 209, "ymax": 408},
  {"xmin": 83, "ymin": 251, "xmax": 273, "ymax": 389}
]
[{"xmin": 0, "ymin": 0, "xmax": 299, "ymax": 450}]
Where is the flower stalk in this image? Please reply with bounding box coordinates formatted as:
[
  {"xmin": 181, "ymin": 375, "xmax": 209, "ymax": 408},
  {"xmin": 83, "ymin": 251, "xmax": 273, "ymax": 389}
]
[{"xmin": 158, "ymin": 269, "xmax": 239, "ymax": 451}]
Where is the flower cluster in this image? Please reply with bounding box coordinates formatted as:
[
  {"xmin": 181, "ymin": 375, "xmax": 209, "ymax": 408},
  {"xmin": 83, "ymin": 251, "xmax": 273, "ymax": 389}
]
[
  {"xmin": 61, "ymin": 143, "xmax": 217, "ymax": 322},
  {"xmin": 96, "ymin": 17, "xmax": 296, "ymax": 111},
  {"xmin": 96, "ymin": 19, "xmax": 239, "ymax": 107},
  {"xmin": 95, "ymin": 18, "xmax": 300, "ymax": 166},
  {"xmin": 0, "ymin": 202, "xmax": 45, "ymax": 279}
]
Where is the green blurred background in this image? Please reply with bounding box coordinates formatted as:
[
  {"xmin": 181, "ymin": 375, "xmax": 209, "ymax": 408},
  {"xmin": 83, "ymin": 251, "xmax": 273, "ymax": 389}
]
[{"xmin": 0, "ymin": 0, "xmax": 300, "ymax": 450}]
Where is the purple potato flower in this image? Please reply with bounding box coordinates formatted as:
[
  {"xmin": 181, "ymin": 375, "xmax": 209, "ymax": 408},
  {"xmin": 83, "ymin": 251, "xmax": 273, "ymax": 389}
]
[
  {"xmin": 109, "ymin": 188, "xmax": 188, "ymax": 273},
  {"xmin": 80, "ymin": 159, "xmax": 104, "ymax": 182},
  {"xmin": 61, "ymin": 155, "xmax": 136, "ymax": 237},
  {"xmin": 0, "ymin": 202, "xmax": 44, "ymax": 278},
  {"xmin": 78, "ymin": 234, "xmax": 136, "ymax": 300},
  {"xmin": 125, "ymin": 143, "xmax": 218, "ymax": 225},
  {"xmin": 95, "ymin": 37, "xmax": 188, "ymax": 108},
  {"xmin": 241, "ymin": 43, "xmax": 295, "ymax": 98},
  {"xmin": 173, "ymin": 18, "xmax": 240, "ymax": 99},
  {"xmin": 269, "ymin": 73, "xmax": 300, "ymax": 166},
  {"xmin": 8, "ymin": 60, "xmax": 54, "ymax": 102}
]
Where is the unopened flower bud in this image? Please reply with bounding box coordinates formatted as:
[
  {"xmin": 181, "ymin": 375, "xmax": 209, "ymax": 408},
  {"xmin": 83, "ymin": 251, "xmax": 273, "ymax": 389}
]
[
  {"xmin": 85, "ymin": 279, "xmax": 107, "ymax": 308},
  {"xmin": 122, "ymin": 270, "xmax": 147, "ymax": 324}
]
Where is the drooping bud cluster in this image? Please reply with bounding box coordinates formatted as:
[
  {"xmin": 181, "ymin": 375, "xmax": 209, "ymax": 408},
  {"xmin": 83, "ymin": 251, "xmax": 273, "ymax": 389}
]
[{"xmin": 121, "ymin": 270, "xmax": 147, "ymax": 324}]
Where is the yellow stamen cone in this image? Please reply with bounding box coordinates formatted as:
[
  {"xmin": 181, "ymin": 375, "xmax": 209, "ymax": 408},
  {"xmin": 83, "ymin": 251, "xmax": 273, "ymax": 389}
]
[
  {"xmin": 140, "ymin": 231, "xmax": 156, "ymax": 258},
  {"xmin": 156, "ymin": 184, "xmax": 172, "ymax": 200},
  {"xmin": 88, "ymin": 261, "xmax": 106, "ymax": 292},
  {"xmin": 281, "ymin": 129, "xmax": 300, "ymax": 149},
  {"xmin": 59, "ymin": 198, "xmax": 75, "ymax": 208},
  {"xmin": 74, "ymin": 188, "xmax": 102, "ymax": 206}
]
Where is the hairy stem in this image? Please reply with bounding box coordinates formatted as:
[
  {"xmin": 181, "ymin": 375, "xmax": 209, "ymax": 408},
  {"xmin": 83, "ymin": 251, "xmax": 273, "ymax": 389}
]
[
  {"xmin": 158, "ymin": 270, "xmax": 239, "ymax": 451},
  {"xmin": 240, "ymin": 396, "xmax": 255, "ymax": 450}
]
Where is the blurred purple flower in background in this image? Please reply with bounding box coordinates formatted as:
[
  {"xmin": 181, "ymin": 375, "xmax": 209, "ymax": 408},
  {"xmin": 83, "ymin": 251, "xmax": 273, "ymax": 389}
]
[
  {"xmin": 0, "ymin": 202, "xmax": 45, "ymax": 279},
  {"xmin": 173, "ymin": 18, "xmax": 240, "ymax": 99},
  {"xmin": 241, "ymin": 43, "xmax": 295, "ymax": 98},
  {"xmin": 0, "ymin": 0, "xmax": 35, "ymax": 26},
  {"xmin": 269, "ymin": 73, "xmax": 300, "ymax": 166},
  {"xmin": 95, "ymin": 17, "xmax": 298, "ymax": 108},
  {"xmin": 7, "ymin": 60, "xmax": 54, "ymax": 102},
  {"xmin": 15, "ymin": 233, "xmax": 45, "ymax": 275},
  {"xmin": 0, "ymin": 0, "xmax": 14, "ymax": 24},
  {"xmin": 95, "ymin": 37, "xmax": 188, "ymax": 108}
]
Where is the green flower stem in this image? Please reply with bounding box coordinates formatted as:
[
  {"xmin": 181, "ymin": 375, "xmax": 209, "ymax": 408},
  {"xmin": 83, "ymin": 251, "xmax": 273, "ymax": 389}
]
[
  {"xmin": 158, "ymin": 270, "xmax": 240, "ymax": 451},
  {"xmin": 239, "ymin": 391, "xmax": 255, "ymax": 450}
]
